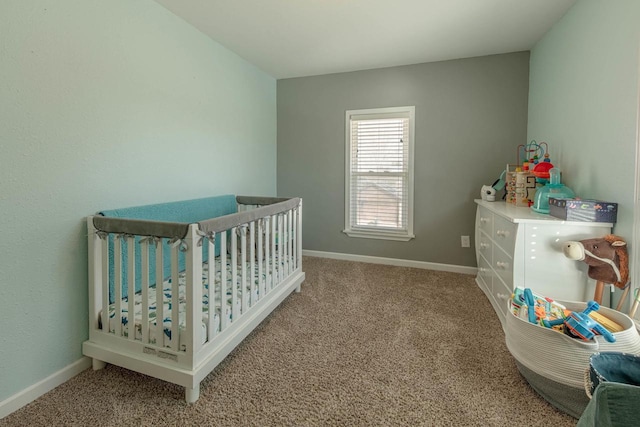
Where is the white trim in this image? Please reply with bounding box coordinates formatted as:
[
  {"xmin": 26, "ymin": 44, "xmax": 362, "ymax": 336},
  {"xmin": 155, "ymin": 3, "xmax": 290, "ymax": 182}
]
[
  {"xmin": 342, "ymin": 229, "xmax": 415, "ymax": 241},
  {"xmin": 0, "ymin": 357, "xmax": 91, "ymax": 419},
  {"xmin": 303, "ymin": 250, "xmax": 477, "ymax": 275}
]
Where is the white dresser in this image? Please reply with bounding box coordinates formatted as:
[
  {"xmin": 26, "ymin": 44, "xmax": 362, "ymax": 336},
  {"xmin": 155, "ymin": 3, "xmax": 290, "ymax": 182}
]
[{"xmin": 474, "ymin": 200, "xmax": 613, "ymax": 327}]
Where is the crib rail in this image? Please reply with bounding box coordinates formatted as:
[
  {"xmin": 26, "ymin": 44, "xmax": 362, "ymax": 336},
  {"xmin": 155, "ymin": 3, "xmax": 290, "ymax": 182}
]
[
  {"xmin": 91, "ymin": 197, "xmax": 300, "ymax": 239},
  {"xmin": 87, "ymin": 196, "xmax": 302, "ymax": 369}
]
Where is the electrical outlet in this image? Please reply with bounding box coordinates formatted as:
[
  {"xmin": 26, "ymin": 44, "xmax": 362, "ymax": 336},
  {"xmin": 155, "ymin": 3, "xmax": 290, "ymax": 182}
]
[{"xmin": 461, "ymin": 235, "xmax": 470, "ymax": 248}]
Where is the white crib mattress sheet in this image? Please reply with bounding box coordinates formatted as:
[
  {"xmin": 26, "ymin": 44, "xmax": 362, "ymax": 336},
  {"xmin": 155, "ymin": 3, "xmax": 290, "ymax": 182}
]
[{"xmin": 102, "ymin": 255, "xmax": 288, "ymax": 351}]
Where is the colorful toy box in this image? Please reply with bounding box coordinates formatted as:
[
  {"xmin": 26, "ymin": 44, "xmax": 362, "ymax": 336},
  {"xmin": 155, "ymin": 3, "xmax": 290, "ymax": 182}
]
[{"xmin": 549, "ymin": 198, "xmax": 618, "ymax": 223}]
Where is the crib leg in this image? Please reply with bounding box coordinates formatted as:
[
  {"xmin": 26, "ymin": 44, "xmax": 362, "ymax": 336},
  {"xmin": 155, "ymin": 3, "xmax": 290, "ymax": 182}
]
[
  {"xmin": 92, "ymin": 358, "xmax": 107, "ymax": 371},
  {"xmin": 295, "ymin": 283, "xmax": 301, "ymax": 293},
  {"xmin": 185, "ymin": 384, "xmax": 200, "ymax": 403}
]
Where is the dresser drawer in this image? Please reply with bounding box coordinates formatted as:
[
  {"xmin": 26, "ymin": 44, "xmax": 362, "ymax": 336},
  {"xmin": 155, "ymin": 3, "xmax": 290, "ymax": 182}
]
[
  {"xmin": 477, "ymin": 230, "xmax": 492, "ymax": 261},
  {"xmin": 477, "ymin": 252, "xmax": 493, "ymax": 292},
  {"xmin": 477, "ymin": 206, "xmax": 493, "ymax": 237},
  {"xmin": 492, "ymin": 276, "xmax": 512, "ymax": 319},
  {"xmin": 493, "ymin": 214, "xmax": 516, "ymax": 256},
  {"xmin": 493, "ymin": 245, "xmax": 514, "ymax": 288}
]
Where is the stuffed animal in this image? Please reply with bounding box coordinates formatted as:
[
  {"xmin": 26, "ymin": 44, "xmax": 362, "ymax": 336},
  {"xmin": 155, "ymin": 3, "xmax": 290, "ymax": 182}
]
[{"xmin": 562, "ymin": 234, "xmax": 630, "ymax": 310}]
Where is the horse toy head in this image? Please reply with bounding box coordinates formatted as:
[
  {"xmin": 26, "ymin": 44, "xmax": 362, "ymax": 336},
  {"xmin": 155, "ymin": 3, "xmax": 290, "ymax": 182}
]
[{"xmin": 562, "ymin": 234, "xmax": 629, "ymax": 309}]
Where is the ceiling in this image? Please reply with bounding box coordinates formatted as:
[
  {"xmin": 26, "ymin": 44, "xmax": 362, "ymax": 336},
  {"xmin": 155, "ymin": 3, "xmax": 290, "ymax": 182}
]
[{"xmin": 154, "ymin": 0, "xmax": 576, "ymax": 79}]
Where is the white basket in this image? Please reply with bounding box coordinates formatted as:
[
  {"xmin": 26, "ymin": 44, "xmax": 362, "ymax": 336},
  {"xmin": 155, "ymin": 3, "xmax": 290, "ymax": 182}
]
[{"xmin": 505, "ymin": 299, "xmax": 640, "ymax": 389}]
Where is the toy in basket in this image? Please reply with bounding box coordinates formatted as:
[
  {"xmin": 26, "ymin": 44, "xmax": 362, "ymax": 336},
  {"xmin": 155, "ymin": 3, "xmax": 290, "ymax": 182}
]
[
  {"xmin": 511, "ymin": 288, "xmax": 618, "ymax": 342},
  {"xmin": 506, "ymin": 290, "xmax": 640, "ymax": 418},
  {"xmin": 542, "ymin": 301, "xmax": 615, "ymax": 343}
]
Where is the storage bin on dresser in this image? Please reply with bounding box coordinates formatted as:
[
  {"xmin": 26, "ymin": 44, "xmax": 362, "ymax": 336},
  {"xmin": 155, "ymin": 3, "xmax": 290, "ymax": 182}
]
[{"xmin": 474, "ymin": 200, "xmax": 613, "ymax": 328}]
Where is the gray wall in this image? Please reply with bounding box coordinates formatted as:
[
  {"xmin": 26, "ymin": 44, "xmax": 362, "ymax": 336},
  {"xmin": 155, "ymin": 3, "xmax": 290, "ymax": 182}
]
[{"xmin": 277, "ymin": 52, "xmax": 529, "ymax": 267}]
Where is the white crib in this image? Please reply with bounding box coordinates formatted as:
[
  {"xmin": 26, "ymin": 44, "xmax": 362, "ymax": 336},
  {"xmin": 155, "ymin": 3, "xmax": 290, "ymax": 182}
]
[{"xmin": 82, "ymin": 196, "xmax": 305, "ymax": 403}]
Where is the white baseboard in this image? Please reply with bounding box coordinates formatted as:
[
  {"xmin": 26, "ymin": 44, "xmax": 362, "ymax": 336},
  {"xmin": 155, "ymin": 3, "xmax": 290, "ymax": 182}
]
[
  {"xmin": 0, "ymin": 357, "xmax": 91, "ymax": 419},
  {"xmin": 302, "ymin": 250, "xmax": 478, "ymax": 275}
]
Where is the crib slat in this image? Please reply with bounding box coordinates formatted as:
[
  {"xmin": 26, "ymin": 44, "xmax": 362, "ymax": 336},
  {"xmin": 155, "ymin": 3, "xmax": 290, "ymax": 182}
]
[
  {"xmin": 264, "ymin": 217, "xmax": 270, "ymax": 294},
  {"xmin": 250, "ymin": 221, "xmax": 256, "ymax": 305},
  {"xmin": 289, "ymin": 210, "xmax": 293, "ymax": 275},
  {"xmin": 240, "ymin": 226, "xmax": 247, "ymax": 312},
  {"xmin": 292, "ymin": 208, "xmax": 297, "ymax": 271},
  {"xmin": 290, "ymin": 210, "xmax": 294, "ymax": 272},
  {"xmin": 271, "ymin": 214, "xmax": 277, "ymax": 290},
  {"xmin": 231, "ymin": 227, "xmax": 238, "ymax": 323},
  {"xmin": 171, "ymin": 245, "xmax": 179, "ymax": 351},
  {"xmin": 282, "ymin": 213, "xmax": 287, "ymax": 279},
  {"xmin": 297, "ymin": 201, "xmax": 303, "ymax": 270},
  {"xmin": 101, "ymin": 237, "xmax": 109, "ymax": 336},
  {"xmin": 207, "ymin": 237, "xmax": 215, "ymax": 341},
  {"xmin": 289, "ymin": 210, "xmax": 294, "ymax": 273},
  {"xmin": 220, "ymin": 230, "xmax": 228, "ymax": 331},
  {"xmin": 141, "ymin": 241, "xmax": 150, "ymax": 344},
  {"xmin": 185, "ymin": 225, "xmax": 203, "ymax": 356},
  {"xmin": 284, "ymin": 211, "xmax": 290, "ymax": 277},
  {"xmin": 155, "ymin": 241, "xmax": 164, "ymax": 348},
  {"xmin": 258, "ymin": 219, "xmax": 264, "ymax": 299},
  {"xmin": 278, "ymin": 214, "xmax": 283, "ymax": 284},
  {"xmin": 127, "ymin": 236, "xmax": 136, "ymax": 341},
  {"xmin": 114, "ymin": 236, "xmax": 123, "ymax": 337}
]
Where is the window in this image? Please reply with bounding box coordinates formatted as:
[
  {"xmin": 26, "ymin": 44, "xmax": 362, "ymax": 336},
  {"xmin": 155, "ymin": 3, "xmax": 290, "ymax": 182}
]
[{"xmin": 344, "ymin": 106, "xmax": 415, "ymax": 241}]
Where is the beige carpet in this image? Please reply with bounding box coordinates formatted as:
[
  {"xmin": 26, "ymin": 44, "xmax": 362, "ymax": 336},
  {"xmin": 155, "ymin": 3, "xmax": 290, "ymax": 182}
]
[{"xmin": 2, "ymin": 257, "xmax": 576, "ymax": 426}]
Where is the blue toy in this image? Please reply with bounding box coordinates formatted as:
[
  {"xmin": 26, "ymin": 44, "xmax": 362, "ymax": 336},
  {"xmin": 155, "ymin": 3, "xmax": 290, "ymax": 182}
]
[
  {"xmin": 513, "ymin": 287, "xmax": 566, "ymax": 325},
  {"xmin": 543, "ymin": 301, "xmax": 615, "ymax": 343},
  {"xmin": 523, "ymin": 288, "xmax": 537, "ymax": 324},
  {"xmin": 565, "ymin": 301, "xmax": 616, "ymax": 343}
]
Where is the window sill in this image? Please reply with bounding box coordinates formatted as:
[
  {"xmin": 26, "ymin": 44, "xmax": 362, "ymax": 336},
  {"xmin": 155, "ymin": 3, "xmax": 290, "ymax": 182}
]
[{"xmin": 343, "ymin": 229, "xmax": 415, "ymax": 241}]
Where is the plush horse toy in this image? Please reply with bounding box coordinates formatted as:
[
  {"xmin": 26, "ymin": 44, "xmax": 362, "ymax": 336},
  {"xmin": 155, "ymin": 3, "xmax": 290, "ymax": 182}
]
[{"xmin": 562, "ymin": 235, "xmax": 630, "ymax": 310}]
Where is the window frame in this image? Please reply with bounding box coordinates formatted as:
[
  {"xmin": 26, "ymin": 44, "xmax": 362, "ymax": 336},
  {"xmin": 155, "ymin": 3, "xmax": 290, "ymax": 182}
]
[{"xmin": 343, "ymin": 106, "xmax": 415, "ymax": 241}]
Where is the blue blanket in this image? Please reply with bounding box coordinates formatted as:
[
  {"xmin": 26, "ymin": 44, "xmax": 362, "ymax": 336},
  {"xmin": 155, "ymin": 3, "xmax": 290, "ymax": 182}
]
[{"xmin": 100, "ymin": 195, "xmax": 237, "ymax": 303}]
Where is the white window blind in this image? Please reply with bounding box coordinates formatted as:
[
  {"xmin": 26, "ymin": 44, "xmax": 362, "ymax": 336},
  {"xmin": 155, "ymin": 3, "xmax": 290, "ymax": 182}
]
[{"xmin": 344, "ymin": 106, "xmax": 415, "ymax": 241}]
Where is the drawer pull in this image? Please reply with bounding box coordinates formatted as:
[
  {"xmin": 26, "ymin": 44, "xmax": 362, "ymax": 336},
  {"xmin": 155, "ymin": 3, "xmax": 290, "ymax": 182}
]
[
  {"xmin": 496, "ymin": 230, "xmax": 510, "ymax": 237},
  {"xmin": 480, "ymin": 217, "xmax": 489, "ymax": 223},
  {"xmin": 497, "ymin": 293, "xmax": 510, "ymax": 300},
  {"xmin": 496, "ymin": 261, "xmax": 509, "ymax": 269},
  {"xmin": 480, "ymin": 243, "xmax": 490, "ymax": 249}
]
